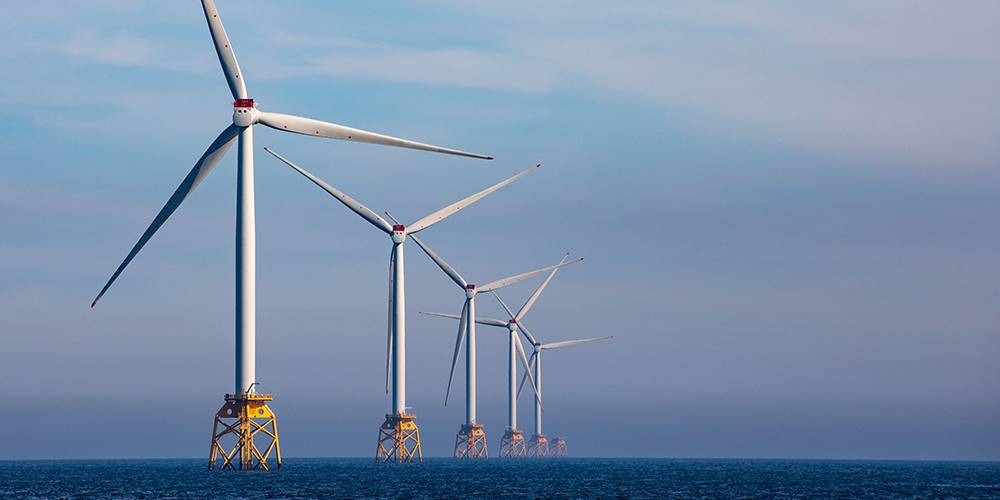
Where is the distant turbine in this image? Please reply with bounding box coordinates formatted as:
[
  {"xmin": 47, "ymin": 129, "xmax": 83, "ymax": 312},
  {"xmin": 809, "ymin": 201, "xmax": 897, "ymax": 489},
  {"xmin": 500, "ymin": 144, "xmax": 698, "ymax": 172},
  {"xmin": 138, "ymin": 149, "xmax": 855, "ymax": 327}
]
[
  {"xmin": 405, "ymin": 234, "xmax": 580, "ymax": 460},
  {"xmin": 494, "ymin": 293, "xmax": 612, "ymax": 457},
  {"xmin": 264, "ymin": 148, "xmax": 536, "ymax": 463},
  {"xmin": 421, "ymin": 253, "xmax": 579, "ymax": 458},
  {"xmin": 89, "ymin": 0, "xmax": 491, "ymax": 471}
]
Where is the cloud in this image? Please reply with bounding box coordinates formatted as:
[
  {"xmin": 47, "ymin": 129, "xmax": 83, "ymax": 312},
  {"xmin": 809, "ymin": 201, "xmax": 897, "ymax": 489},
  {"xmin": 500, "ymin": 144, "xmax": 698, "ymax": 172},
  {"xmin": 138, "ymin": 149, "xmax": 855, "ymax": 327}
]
[
  {"xmin": 30, "ymin": 30, "xmax": 210, "ymax": 74},
  {"xmin": 444, "ymin": 1, "xmax": 1000, "ymax": 170},
  {"xmin": 238, "ymin": 1, "xmax": 1000, "ymax": 170},
  {"xmin": 256, "ymin": 33, "xmax": 557, "ymax": 92},
  {"xmin": 3, "ymin": 1, "xmax": 998, "ymax": 171}
]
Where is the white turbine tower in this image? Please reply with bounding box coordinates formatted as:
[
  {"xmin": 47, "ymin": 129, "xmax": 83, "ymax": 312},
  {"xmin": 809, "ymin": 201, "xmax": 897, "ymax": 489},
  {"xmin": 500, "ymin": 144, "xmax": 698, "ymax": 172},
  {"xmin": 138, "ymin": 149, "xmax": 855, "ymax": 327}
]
[
  {"xmin": 264, "ymin": 148, "xmax": 537, "ymax": 463},
  {"xmin": 421, "ymin": 253, "xmax": 578, "ymax": 458},
  {"xmin": 400, "ymin": 233, "xmax": 580, "ymax": 460},
  {"xmin": 493, "ymin": 294, "xmax": 612, "ymax": 457},
  {"xmin": 90, "ymin": 0, "xmax": 491, "ymax": 472}
]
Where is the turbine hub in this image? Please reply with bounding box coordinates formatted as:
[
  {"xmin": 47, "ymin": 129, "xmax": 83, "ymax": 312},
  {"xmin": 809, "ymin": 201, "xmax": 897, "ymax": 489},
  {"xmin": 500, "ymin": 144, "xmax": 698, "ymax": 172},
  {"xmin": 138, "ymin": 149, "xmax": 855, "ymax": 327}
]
[
  {"xmin": 232, "ymin": 98, "xmax": 258, "ymax": 127},
  {"xmin": 465, "ymin": 284, "xmax": 476, "ymax": 298},
  {"xmin": 391, "ymin": 224, "xmax": 406, "ymax": 243}
]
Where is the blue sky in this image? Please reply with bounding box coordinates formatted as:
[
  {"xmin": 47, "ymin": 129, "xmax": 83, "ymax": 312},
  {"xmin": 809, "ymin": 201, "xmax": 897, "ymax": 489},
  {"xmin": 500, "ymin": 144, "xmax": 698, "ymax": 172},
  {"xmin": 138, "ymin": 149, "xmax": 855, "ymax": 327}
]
[{"xmin": 1, "ymin": 1, "xmax": 999, "ymax": 460}]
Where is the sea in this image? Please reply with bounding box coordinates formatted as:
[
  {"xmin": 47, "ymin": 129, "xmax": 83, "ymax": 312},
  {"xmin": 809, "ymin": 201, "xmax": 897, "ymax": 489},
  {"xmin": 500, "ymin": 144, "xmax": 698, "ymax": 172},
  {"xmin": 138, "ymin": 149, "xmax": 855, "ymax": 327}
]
[{"xmin": 1, "ymin": 458, "xmax": 999, "ymax": 498}]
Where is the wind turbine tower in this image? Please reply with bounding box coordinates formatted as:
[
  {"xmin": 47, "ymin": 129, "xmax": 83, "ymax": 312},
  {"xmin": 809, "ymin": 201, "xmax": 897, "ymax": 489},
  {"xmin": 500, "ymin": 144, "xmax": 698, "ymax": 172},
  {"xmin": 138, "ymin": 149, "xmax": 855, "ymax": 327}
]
[
  {"xmin": 91, "ymin": 0, "xmax": 491, "ymax": 471},
  {"xmin": 265, "ymin": 149, "xmax": 534, "ymax": 463},
  {"xmin": 495, "ymin": 294, "xmax": 612, "ymax": 457},
  {"xmin": 406, "ymin": 235, "xmax": 578, "ymax": 459},
  {"xmin": 424, "ymin": 254, "xmax": 577, "ymax": 457}
]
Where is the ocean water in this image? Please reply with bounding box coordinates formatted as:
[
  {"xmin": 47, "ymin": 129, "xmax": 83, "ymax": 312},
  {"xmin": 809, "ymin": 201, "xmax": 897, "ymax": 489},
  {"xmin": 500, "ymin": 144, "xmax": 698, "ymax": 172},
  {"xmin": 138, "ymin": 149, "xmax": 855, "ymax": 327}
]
[{"xmin": 1, "ymin": 458, "xmax": 999, "ymax": 498}]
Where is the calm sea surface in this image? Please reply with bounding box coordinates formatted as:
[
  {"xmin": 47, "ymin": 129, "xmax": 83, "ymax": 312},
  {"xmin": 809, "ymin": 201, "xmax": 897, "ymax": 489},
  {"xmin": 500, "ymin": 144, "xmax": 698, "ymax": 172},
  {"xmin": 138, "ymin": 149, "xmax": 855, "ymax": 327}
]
[{"xmin": 1, "ymin": 458, "xmax": 998, "ymax": 498}]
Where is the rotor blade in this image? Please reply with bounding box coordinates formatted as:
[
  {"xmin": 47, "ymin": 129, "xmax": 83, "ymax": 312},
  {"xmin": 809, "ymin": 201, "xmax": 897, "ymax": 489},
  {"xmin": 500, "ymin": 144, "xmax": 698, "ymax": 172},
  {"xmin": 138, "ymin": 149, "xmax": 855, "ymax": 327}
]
[
  {"xmin": 420, "ymin": 311, "xmax": 508, "ymax": 328},
  {"xmin": 517, "ymin": 351, "xmax": 537, "ymax": 399},
  {"xmin": 540, "ymin": 336, "xmax": 614, "ymax": 350},
  {"xmin": 256, "ymin": 111, "xmax": 491, "ymax": 160},
  {"xmin": 200, "ymin": 0, "xmax": 247, "ymax": 99},
  {"xmin": 264, "ymin": 148, "xmax": 393, "ymax": 234},
  {"xmin": 514, "ymin": 332, "xmax": 542, "ymax": 408},
  {"xmin": 409, "ymin": 234, "xmax": 468, "ymax": 289},
  {"xmin": 406, "ymin": 164, "xmax": 540, "ymax": 234},
  {"xmin": 91, "ymin": 124, "xmax": 239, "ymax": 307},
  {"xmin": 516, "ymin": 253, "xmax": 571, "ymax": 321},
  {"xmin": 385, "ymin": 211, "xmax": 467, "ymax": 288},
  {"xmin": 492, "ymin": 291, "xmax": 517, "ymax": 321},
  {"xmin": 420, "ymin": 311, "xmax": 462, "ymax": 321},
  {"xmin": 516, "ymin": 320, "xmax": 540, "ymax": 346},
  {"xmin": 444, "ymin": 301, "xmax": 468, "ymax": 406},
  {"xmin": 479, "ymin": 257, "xmax": 583, "ymax": 293},
  {"xmin": 386, "ymin": 246, "xmax": 395, "ymax": 394}
]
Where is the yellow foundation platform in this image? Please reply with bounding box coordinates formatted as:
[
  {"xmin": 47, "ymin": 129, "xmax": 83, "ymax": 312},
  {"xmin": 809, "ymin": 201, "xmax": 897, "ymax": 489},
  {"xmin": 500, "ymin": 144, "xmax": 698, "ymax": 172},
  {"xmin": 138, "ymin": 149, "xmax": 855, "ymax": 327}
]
[
  {"xmin": 375, "ymin": 413, "xmax": 422, "ymax": 463},
  {"xmin": 498, "ymin": 428, "xmax": 527, "ymax": 457},
  {"xmin": 552, "ymin": 436, "xmax": 567, "ymax": 457},
  {"xmin": 208, "ymin": 393, "xmax": 281, "ymax": 471},
  {"xmin": 453, "ymin": 423, "xmax": 488, "ymax": 459},
  {"xmin": 528, "ymin": 434, "xmax": 549, "ymax": 457}
]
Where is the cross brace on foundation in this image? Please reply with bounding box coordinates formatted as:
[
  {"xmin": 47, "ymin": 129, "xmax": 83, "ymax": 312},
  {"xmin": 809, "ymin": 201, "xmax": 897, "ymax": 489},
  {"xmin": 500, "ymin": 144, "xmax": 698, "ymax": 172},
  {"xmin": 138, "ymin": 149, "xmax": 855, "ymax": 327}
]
[
  {"xmin": 551, "ymin": 436, "xmax": 567, "ymax": 457},
  {"xmin": 209, "ymin": 393, "xmax": 281, "ymax": 471},
  {"xmin": 453, "ymin": 423, "xmax": 488, "ymax": 459},
  {"xmin": 376, "ymin": 414, "xmax": 423, "ymax": 463},
  {"xmin": 498, "ymin": 428, "xmax": 527, "ymax": 457},
  {"xmin": 528, "ymin": 434, "xmax": 549, "ymax": 457}
]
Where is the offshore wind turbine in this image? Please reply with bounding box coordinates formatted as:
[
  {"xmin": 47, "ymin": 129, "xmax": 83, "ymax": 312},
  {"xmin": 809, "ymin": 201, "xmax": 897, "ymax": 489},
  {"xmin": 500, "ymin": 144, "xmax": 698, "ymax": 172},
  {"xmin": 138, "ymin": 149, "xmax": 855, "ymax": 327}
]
[
  {"xmin": 400, "ymin": 231, "xmax": 580, "ymax": 460},
  {"xmin": 264, "ymin": 148, "xmax": 537, "ymax": 463},
  {"xmin": 89, "ymin": 0, "xmax": 491, "ymax": 472},
  {"xmin": 421, "ymin": 253, "xmax": 578, "ymax": 457},
  {"xmin": 494, "ymin": 294, "xmax": 612, "ymax": 457}
]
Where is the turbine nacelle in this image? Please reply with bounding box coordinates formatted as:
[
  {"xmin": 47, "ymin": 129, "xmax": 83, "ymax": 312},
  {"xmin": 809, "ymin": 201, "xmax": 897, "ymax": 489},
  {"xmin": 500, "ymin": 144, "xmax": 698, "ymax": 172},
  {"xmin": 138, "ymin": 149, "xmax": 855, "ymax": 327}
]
[
  {"xmin": 465, "ymin": 284, "xmax": 477, "ymax": 299},
  {"xmin": 391, "ymin": 224, "xmax": 406, "ymax": 244},
  {"xmin": 232, "ymin": 99, "xmax": 258, "ymax": 127}
]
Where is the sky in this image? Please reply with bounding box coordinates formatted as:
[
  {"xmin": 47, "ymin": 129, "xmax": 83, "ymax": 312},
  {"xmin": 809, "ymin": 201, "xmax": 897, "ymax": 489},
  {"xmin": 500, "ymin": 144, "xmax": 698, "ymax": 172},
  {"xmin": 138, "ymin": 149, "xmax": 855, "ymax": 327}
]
[{"xmin": 1, "ymin": 1, "xmax": 999, "ymax": 460}]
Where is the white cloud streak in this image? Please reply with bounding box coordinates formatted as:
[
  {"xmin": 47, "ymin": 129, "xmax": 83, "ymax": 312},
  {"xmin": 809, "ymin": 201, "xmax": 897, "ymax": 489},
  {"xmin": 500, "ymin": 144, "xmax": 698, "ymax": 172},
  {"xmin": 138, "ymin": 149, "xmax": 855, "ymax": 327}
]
[{"xmin": 2, "ymin": 1, "xmax": 998, "ymax": 170}]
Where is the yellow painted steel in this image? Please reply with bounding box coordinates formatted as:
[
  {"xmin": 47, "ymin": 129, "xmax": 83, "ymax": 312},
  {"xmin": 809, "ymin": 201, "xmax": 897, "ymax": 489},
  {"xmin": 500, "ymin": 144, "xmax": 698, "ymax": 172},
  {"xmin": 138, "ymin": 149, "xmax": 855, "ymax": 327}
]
[
  {"xmin": 375, "ymin": 414, "xmax": 422, "ymax": 463},
  {"xmin": 498, "ymin": 429, "xmax": 527, "ymax": 458},
  {"xmin": 453, "ymin": 423, "xmax": 488, "ymax": 459},
  {"xmin": 527, "ymin": 434, "xmax": 549, "ymax": 457},
  {"xmin": 208, "ymin": 393, "xmax": 282, "ymax": 471},
  {"xmin": 551, "ymin": 436, "xmax": 568, "ymax": 457}
]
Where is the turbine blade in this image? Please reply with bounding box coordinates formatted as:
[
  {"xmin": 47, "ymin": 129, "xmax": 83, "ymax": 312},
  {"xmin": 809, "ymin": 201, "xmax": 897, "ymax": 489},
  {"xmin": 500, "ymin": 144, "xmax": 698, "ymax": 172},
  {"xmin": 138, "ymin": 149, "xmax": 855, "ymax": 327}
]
[
  {"xmin": 478, "ymin": 257, "xmax": 583, "ymax": 293},
  {"xmin": 256, "ymin": 111, "xmax": 492, "ymax": 159},
  {"xmin": 200, "ymin": 0, "xmax": 247, "ymax": 99},
  {"xmin": 477, "ymin": 317, "xmax": 510, "ymax": 328},
  {"xmin": 516, "ymin": 320, "xmax": 540, "ymax": 347},
  {"xmin": 515, "ymin": 332, "xmax": 542, "ymax": 408},
  {"xmin": 492, "ymin": 291, "xmax": 517, "ymax": 321},
  {"xmin": 386, "ymin": 246, "xmax": 395, "ymax": 395},
  {"xmin": 385, "ymin": 210, "xmax": 467, "ymax": 288},
  {"xmin": 420, "ymin": 311, "xmax": 509, "ymax": 328},
  {"xmin": 264, "ymin": 148, "xmax": 393, "ymax": 234},
  {"xmin": 408, "ymin": 234, "xmax": 467, "ymax": 289},
  {"xmin": 420, "ymin": 311, "xmax": 463, "ymax": 321},
  {"xmin": 540, "ymin": 336, "xmax": 614, "ymax": 350},
  {"xmin": 517, "ymin": 351, "xmax": 537, "ymax": 399},
  {"xmin": 445, "ymin": 301, "xmax": 468, "ymax": 406},
  {"xmin": 406, "ymin": 164, "xmax": 540, "ymax": 234},
  {"xmin": 516, "ymin": 253, "xmax": 572, "ymax": 321},
  {"xmin": 91, "ymin": 124, "xmax": 239, "ymax": 307}
]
